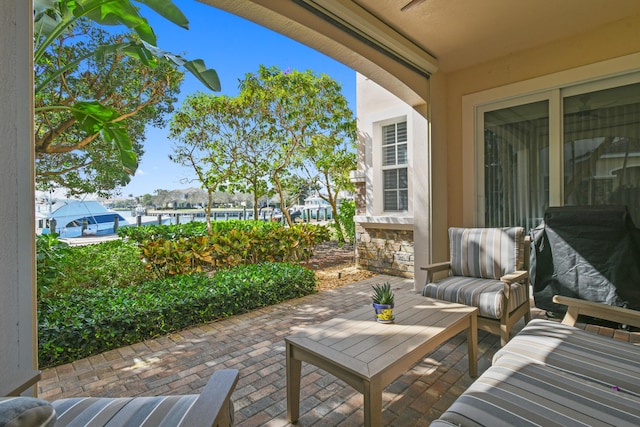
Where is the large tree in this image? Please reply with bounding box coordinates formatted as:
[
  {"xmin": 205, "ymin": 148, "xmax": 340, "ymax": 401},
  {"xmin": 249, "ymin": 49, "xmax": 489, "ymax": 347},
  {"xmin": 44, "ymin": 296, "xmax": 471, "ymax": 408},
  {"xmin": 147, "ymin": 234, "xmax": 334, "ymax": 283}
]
[
  {"xmin": 303, "ymin": 134, "xmax": 357, "ymax": 242},
  {"xmin": 169, "ymin": 94, "xmax": 244, "ymax": 232},
  {"xmin": 34, "ymin": 0, "xmax": 220, "ymax": 195},
  {"xmin": 239, "ymin": 66, "xmax": 356, "ymax": 226},
  {"xmin": 225, "ymin": 96, "xmax": 274, "ymax": 220}
]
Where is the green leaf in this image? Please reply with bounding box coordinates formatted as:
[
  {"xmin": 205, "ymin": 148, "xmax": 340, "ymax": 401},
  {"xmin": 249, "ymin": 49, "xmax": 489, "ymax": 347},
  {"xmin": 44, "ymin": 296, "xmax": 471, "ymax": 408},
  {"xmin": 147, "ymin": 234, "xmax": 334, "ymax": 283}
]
[
  {"xmin": 183, "ymin": 59, "xmax": 221, "ymax": 92},
  {"xmin": 137, "ymin": 0, "xmax": 189, "ymax": 29},
  {"xmin": 71, "ymin": 0, "xmax": 157, "ymax": 45},
  {"xmin": 33, "ymin": 0, "xmax": 64, "ymax": 36},
  {"xmin": 93, "ymin": 42, "xmax": 155, "ymax": 67},
  {"xmin": 120, "ymin": 43, "xmax": 158, "ymax": 67},
  {"xmin": 102, "ymin": 126, "xmax": 138, "ymax": 175},
  {"xmin": 70, "ymin": 101, "xmax": 138, "ymax": 175},
  {"xmin": 71, "ymin": 101, "xmax": 120, "ymax": 132}
]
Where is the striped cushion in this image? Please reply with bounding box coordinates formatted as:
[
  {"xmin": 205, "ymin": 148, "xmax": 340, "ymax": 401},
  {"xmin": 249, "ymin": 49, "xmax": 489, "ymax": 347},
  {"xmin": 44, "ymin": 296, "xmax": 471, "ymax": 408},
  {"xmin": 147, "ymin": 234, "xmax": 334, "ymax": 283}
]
[
  {"xmin": 449, "ymin": 227, "xmax": 524, "ymax": 279},
  {"xmin": 422, "ymin": 276, "xmax": 529, "ymax": 319},
  {"xmin": 52, "ymin": 395, "xmax": 205, "ymax": 427},
  {"xmin": 435, "ymin": 354, "xmax": 640, "ymax": 427},
  {"xmin": 493, "ymin": 319, "xmax": 640, "ymax": 396}
]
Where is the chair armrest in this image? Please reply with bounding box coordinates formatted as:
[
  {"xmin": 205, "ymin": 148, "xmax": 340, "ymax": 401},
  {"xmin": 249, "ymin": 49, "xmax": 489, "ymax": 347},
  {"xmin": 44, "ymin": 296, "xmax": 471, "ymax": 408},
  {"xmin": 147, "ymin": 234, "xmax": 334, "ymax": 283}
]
[
  {"xmin": 420, "ymin": 261, "xmax": 451, "ymax": 283},
  {"xmin": 180, "ymin": 369, "xmax": 239, "ymax": 427},
  {"xmin": 553, "ymin": 295, "xmax": 640, "ymax": 328},
  {"xmin": 420, "ymin": 261, "xmax": 451, "ymax": 273},
  {"xmin": 499, "ymin": 270, "xmax": 528, "ymax": 285}
]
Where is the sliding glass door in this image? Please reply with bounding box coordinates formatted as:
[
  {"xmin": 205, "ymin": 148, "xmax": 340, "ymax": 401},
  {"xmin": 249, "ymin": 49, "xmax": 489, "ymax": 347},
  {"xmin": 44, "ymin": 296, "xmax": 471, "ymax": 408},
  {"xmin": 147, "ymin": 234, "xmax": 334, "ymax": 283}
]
[
  {"xmin": 481, "ymin": 100, "xmax": 549, "ymax": 229},
  {"xmin": 478, "ymin": 76, "xmax": 640, "ymax": 228},
  {"xmin": 563, "ymin": 82, "xmax": 640, "ymax": 223}
]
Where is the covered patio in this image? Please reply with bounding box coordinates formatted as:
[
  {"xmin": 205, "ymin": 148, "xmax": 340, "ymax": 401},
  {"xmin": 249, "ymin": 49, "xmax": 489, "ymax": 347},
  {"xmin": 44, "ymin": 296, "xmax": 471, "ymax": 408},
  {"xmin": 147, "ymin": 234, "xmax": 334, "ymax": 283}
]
[
  {"xmin": 2, "ymin": 2, "xmax": 640, "ymax": 422},
  {"xmin": 38, "ymin": 275, "xmax": 549, "ymax": 426}
]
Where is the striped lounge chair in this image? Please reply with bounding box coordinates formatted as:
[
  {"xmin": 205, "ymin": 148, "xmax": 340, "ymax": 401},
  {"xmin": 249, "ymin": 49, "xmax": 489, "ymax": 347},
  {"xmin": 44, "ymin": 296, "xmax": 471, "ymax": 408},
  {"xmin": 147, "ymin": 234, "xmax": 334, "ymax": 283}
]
[
  {"xmin": 422, "ymin": 227, "xmax": 531, "ymax": 346},
  {"xmin": 0, "ymin": 369, "xmax": 238, "ymax": 427}
]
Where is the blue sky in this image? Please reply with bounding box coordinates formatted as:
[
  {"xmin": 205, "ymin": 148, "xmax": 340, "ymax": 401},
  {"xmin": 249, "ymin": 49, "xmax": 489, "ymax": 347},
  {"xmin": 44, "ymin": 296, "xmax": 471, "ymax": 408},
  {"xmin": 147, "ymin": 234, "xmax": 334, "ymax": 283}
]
[{"xmin": 120, "ymin": 1, "xmax": 356, "ymax": 197}]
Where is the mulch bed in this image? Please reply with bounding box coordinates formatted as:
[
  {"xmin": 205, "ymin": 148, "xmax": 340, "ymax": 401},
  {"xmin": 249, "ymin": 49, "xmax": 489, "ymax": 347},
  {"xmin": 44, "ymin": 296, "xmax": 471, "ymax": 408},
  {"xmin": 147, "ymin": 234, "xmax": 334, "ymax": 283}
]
[{"xmin": 304, "ymin": 242, "xmax": 377, "ymax": 291}]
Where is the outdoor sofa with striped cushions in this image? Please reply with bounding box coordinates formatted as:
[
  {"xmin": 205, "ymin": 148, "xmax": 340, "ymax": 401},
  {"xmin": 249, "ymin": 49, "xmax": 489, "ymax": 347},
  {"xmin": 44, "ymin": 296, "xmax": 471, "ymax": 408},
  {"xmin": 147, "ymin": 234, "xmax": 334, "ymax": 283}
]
[
  {"xmin": 422, "ymin": 227, "xmax": 530, "ymax": 345},
  {"xmin": 492, "ymin": 319, "xmax": 640, "ymax": 395},
  {"xmin": 429, "ymin": 319, "xmax": 640, "ymax": 427}
]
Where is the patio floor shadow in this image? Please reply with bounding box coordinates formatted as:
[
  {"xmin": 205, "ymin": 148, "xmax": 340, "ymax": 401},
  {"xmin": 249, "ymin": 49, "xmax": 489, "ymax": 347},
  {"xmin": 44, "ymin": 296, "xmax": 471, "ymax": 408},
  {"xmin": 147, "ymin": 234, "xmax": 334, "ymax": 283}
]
[{"xmin": 38, "ymin": 274, "xmax": 546, "ymax": 426}]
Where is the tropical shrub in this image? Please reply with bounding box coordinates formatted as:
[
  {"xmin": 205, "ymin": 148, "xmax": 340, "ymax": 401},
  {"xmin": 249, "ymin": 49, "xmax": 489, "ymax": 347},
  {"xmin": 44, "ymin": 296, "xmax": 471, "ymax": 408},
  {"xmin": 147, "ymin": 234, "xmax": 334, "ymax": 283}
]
[
  {"xmin": 38, "ymin": 262, "xmax": 316, "ymax": 368},
  {"xmin": 36, "ymin": 219, "xmax": 328, "ymax": 367},
  {"xmin": 123, "ymin": 221, "xmax": 330, "ymax": 278}
]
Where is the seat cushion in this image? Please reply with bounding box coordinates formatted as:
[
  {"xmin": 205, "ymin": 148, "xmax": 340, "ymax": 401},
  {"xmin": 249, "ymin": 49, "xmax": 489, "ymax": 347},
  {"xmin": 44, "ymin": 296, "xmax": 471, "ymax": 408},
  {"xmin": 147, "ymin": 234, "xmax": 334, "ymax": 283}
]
[
  {"xmin": 52, "ymin": 394, "xmax": 235, "ymax": 427},
  {"xmin": 449, "ymin": 227, "xmax": 524, "ymax": 279},
  {"xmin": 433, "ymin": 354, "xmax": 640, "ymax": 427},
  {"xmin": 52, "ymin": 396, "xmax": 199, "ymax": 427},
  {"xmin": 423, "ymin": 276, "xmax": 529, "ymax": 319},
  {"xmin": 493, "ymin": 318, "xmax": 640, "ymax": 396}
]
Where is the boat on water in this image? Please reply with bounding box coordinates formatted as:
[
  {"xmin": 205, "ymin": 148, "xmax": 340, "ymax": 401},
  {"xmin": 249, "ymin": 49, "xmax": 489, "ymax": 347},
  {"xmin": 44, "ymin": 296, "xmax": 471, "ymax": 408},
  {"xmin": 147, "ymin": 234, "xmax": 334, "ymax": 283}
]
[
  {"xmin": 303, "ymin": 195, "xmax": 333, "ymax": 220},
  {"xmin": 36, "ymin": 199, "xmax": 129, "ymax": 238}
]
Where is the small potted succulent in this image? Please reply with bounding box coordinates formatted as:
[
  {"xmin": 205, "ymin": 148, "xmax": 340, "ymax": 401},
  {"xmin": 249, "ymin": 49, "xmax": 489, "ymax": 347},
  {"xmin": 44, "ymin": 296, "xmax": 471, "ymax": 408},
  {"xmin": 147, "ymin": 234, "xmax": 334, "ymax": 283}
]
[{"xmin": 371, "ymin": 282, "xmax": 395, "ymax": 323}]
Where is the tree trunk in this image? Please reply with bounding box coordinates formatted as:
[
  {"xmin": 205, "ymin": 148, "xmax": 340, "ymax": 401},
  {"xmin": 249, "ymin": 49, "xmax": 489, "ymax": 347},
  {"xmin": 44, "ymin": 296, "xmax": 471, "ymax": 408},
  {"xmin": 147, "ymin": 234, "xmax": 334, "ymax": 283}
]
[
  {"xmin": 206, "ymin": 189, "xmax": 213, "ymax": 234},
  {"xmin": 273, "ymin": 172, "xmax": 293, "ymax": 226}
]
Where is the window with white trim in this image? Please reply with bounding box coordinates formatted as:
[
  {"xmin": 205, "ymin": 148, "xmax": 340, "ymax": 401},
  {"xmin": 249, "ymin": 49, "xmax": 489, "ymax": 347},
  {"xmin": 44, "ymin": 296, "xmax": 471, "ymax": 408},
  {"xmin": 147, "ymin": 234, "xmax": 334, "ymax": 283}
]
[{"xmin": 381, "ymin": 121, "xmax": 408, "ymax": 211}]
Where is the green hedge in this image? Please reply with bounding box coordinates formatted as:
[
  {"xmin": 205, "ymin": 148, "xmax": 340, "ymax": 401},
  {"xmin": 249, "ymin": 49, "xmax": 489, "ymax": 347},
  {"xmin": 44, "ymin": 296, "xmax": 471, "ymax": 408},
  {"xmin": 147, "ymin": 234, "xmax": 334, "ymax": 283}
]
[
  {"xmin": 38, "ymin": 262, "xmax": 316, "ymax": 368},
  {"xmin": 117, "ymin": 220, "xmax": 284, "ymax": 242},
  {"xmin": 37, "ymin": 238, "xmax": 152, "ymax": 298}
]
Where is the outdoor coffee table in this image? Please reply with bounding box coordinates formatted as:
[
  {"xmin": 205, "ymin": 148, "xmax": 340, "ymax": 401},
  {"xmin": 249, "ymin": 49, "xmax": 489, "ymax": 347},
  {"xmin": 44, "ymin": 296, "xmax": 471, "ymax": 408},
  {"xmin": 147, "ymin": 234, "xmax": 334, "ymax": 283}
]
[{"xmin": 285, "ymin": 291, "xmax": 478, "ymax": 426}]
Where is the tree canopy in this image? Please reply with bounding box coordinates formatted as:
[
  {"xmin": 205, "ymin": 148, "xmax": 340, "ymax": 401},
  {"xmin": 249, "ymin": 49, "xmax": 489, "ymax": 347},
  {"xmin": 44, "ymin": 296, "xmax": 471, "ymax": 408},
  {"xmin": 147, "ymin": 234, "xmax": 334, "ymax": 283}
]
[
  {"xmin": 239, "ymin": 66, "xmax": 356, "ymax": 232},
  {"xmin": 169, "ymin": 94, "xmax": 246, "ymax": 232},
  {"xmin": 35, "ymin": 21, "xmax": 183, "ymax": 195},
  {"xmin": 169, "ymin": 65, "xmax": 356, "ymax": 238},
  {"xmin": 33, "ymin": 0, "xmax": 220, "ymax": 196}
]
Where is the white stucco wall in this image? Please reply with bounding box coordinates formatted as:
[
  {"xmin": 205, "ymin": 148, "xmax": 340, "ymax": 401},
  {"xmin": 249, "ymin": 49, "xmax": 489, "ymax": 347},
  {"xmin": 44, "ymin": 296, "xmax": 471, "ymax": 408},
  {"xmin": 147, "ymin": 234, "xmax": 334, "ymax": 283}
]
[{"xmin": 355, "ymin": 73, "xmax": 431, "ymax": 285}]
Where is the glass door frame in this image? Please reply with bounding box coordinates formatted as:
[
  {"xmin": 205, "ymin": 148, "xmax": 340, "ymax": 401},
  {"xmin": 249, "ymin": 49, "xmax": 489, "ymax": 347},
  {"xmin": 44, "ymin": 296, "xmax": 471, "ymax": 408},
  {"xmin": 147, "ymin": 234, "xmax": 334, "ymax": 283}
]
[
  {"xmin": 474, "ymin": 91, "xmax": 561, "ymax": 227},
  {"xmin": 462, "ymin": 55, "xmax": 640, "ymax": 227}
]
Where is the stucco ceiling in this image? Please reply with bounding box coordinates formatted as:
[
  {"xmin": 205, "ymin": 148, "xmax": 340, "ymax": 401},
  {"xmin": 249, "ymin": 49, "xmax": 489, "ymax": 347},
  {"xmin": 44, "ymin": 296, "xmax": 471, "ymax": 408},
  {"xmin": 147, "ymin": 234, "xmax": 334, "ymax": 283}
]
[
  {"xmin": 202, "ymin": 0, "xmax": 639, "ymax": 104},
  {"xmin": 353, "ymin": 0, "xmax": 640, "ymax": 72},
  {"xmin": 203, "ymin": 0, "xmax": 639, "ymax": 73}
]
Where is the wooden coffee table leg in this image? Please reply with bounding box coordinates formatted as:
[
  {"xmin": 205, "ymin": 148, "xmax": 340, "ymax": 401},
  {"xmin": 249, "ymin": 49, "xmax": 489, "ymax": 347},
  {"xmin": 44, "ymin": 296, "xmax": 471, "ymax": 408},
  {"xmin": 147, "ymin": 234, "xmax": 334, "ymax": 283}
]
[
  {"xmin": 467, "ymin": 312, "xmax": 478, "ymax": 377},
  {"xmin": 363, "ymin": 378, "xmax": 382, "ymax": 427},
  {"xmin": 286, "ymin": 342, "xmax": 302, "ymax": 422}
]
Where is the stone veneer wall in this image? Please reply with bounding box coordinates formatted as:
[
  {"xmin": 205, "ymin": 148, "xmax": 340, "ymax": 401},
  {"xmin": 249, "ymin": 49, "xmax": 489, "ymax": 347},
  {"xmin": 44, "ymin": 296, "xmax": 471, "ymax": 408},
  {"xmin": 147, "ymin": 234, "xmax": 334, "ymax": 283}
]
[
  {"xmin": 356, "ymin": 226, "xmax": 414, "ymax": 278},
  {"xmin": 354, "ymin": 181, "xmax": 366, "ymax": 215}
]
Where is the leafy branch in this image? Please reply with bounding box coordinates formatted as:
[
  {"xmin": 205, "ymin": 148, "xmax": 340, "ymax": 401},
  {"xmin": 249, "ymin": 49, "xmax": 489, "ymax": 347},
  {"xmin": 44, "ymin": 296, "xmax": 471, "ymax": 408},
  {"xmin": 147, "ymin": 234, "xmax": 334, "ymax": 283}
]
[{"xmin": 34, "ymin": 0, "xmax": 220, "ymax": 190}]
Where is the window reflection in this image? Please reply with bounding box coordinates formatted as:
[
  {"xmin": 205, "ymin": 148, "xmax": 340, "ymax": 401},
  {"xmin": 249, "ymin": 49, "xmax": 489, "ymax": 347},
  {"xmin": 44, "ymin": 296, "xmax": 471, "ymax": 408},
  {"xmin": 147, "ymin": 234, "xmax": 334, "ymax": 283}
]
[{"xmin": 564, "ymin": 83, "xmax": 640, "ymax": 225}]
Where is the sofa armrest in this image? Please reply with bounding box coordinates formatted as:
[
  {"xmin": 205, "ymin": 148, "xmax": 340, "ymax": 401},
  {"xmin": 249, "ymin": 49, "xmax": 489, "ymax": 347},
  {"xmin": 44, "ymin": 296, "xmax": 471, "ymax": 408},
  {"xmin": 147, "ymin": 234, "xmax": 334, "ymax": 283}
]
[
  {"xmin": 180, "ymin": 369, "xmax": 239, "ymax": 427},
  {"xmin": 553, "ymin": 295, "xmax": 640, "ymax": 329},
  {"xmin": 420, "ymin": 262, "xmax": 451, "ymax": 283}
]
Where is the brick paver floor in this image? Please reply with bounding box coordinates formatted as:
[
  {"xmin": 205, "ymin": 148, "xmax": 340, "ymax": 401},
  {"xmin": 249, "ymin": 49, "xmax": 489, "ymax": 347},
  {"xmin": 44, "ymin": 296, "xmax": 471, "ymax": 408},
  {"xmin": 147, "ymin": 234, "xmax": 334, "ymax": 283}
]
[{"xmin": 38, "ymin": 275, "xmax": 543, "ymax": 426}]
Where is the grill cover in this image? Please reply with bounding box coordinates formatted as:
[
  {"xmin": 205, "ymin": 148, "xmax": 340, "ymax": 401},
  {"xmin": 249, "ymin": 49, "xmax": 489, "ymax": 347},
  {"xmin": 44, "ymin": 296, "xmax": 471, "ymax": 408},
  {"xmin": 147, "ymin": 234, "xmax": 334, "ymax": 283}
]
[{"xmin": 530, "ymin": 205, "xmax": 640, "ymax": 314}]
